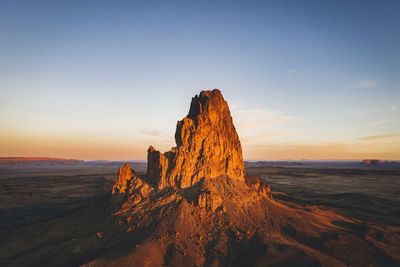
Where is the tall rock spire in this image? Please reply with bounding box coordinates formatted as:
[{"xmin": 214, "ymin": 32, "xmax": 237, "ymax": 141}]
[{"xmin": 147, "ymin": 89, "xmax": 245, "ymax": 188}]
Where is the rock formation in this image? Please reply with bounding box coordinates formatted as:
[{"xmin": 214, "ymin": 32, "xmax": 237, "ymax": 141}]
[
  {"xmin": 111, "ymin": 163, "xmax": 153, "ymax": 206},
  {"xmin": 92, "ymin": 89, "xmax": 400, "ymax": 267},
  {"xmin": 147, "ymin": 89, "xmax": 245, "ymax": 189},
  {"xmin": 112, "ymin": 163, "xmax": 135, "ymax": 194},
  {"xmin": 111, "ymin": 89, "xmax": 254, "ymax": 214},
  {"xmin": 0, "ymin": 157, "xmax": 82, "ymax": 164}
]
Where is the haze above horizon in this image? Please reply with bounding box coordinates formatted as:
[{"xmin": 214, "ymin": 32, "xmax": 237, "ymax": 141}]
[{"xmin": 1, "ymin": 0, "xmax": 399, "ymax": 160}]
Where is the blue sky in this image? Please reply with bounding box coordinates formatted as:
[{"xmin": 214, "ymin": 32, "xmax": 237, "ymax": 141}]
[{"xmin": 1, "ymin": 0, "xmax": 399, "ymax": 160}]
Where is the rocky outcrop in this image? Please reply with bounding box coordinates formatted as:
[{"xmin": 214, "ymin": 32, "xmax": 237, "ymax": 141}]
[
  {"xmin": 112, "ymin": 163, "xmax": 135, "ymax": 194},
  {"xmin": 111, "ymin": 90, "xmax": 269, "ymax": 215},
  {"xmin": 105, "ymin": 89, "xmax": 282, "ymax": 264},
  {"xmin": 147, "ymin": 89, "xmax": 245, "ymax": 189},
  {"xmin": 245, "ymin": 175, "xmax": 272, "ymax": 198},
  {"xmin": 112, "ymin": 163, "xmax": 153, "ymax": 206}
]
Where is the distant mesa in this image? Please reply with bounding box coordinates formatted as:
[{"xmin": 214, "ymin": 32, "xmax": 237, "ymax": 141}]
[
  {"xmin": 362, "ymin": 159, "xmax": 381, "ymax": 165},
  {"xmin": 0, "ymin": 157, "xmax": 82, "ymax": 164},
  {"xmin": 361, "ymin": 159, "xmax": 400, "ymax": 168}
]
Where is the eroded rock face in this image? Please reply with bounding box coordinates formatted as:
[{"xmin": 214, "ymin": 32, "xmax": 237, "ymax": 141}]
[
  {"xmin": 197, "ymin": 191, "xmax": 223, "ymax": 212},
  {"xmin": 146, "ymin": 146, "xmax": 169, "ymax": 186},
  {"xmin": 147, "ymin": 89, "xmax": 245, "ymax": 189},
  {"xmin": 112, "ymin": 163, "xmax": 134, "ymax": 194},
  {"xmin": 245, "ymin": 175, "xmax": 272, "ymax": 198},
  {"xmin": 112, "ymin": 163, "xmax": 153, "ymax": 204}
]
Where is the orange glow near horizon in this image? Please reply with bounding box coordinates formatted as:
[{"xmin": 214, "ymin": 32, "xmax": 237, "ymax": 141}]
[{"xmin": 1, "ymin": 132, "xmax": 399, "ymax": 161}]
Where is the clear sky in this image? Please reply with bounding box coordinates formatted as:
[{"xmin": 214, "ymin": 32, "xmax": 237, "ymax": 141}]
[{"xmin": 1, "ymin": 0, "xmax": 399, "ymax": 160}]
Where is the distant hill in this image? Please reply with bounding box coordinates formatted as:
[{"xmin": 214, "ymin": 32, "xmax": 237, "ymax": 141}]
[
  {"xmin": 0, "ymin": 157, "xmax": 147, "ymax": 168},
  {"xmin": 0, "ymin": 157, "xmax": 83, "ymax": 164},
  {"xmin": 244, "ymin": 161, "xmax": 304, "ymax": 168},
  {"xmin": 361, "ymin": 159, "xmax": 400, "ymax": 168}
]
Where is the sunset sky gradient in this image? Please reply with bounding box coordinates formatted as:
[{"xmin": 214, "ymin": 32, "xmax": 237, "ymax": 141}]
[{"xmin": 1, "ymin": 0, "xmax": 399, "ymax": 160}]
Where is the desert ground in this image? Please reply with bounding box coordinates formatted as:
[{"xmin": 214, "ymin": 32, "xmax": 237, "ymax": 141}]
[{"xmin": 1, "ymin": 162, "xmax": 399, "ymax": 266}]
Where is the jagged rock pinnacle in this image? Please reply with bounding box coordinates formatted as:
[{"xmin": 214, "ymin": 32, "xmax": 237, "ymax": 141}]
[
  {"xmin": 147, "ymin": 89, "xmax": 245, "ymax": 188},
  {"xmin": 112, "ymin": 163, "xmax": 134, "ymax": 194},
  {"xmin": 111, "ymin": 163, "xmax": 153, "ymax": 206}
]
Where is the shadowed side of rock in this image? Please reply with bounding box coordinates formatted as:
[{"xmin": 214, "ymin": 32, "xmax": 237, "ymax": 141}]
[{"xmin": 147, "ymin": 146, "xmax": 169, "ymax": 186}]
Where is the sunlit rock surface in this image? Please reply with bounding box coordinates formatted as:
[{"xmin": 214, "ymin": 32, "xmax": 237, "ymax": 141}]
[{"xmin": 147, "ymin": 89, "xmax": 245, "ymax": 189}]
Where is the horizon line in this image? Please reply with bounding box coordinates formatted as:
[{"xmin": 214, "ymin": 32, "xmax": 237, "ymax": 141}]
[{"xmin": 1, "ymin": 156, "xmax": 399, "ymax": 162}]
